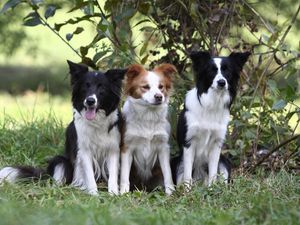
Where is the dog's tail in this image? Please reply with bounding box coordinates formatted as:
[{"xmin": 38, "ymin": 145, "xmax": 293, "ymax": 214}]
[
  {"xmin": 0, "ymin": 166, "xmax": 45, "ymax": 183},
  {"xmin": 0, "ymin": 155, "xmax": 73, "ymax": 185}
]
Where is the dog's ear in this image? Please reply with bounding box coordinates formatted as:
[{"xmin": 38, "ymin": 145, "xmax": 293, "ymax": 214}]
[
  {"xmin": 126, "ymin": 64, "xmax": 145, "ymax": 79},
  {"xmin": 190, "ymin": 51, "xmax": 211, "ymax": 63},
  {"xmin": 229, "ymin": 52, "xmax": 251, "ymax": 70},
  {"xmin": 154, "ymin": 63, "xmax": 177, "ymax": 86},
  {"xmin": 106, "ymin": 69, "xmax": 128, "ymax": 82},
  {"xmin": 67, "ymin": 60, "xmax": 88, "ymax": 84}
]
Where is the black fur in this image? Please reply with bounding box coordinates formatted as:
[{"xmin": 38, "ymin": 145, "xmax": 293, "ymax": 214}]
[
  {"xmin": 1, "ymin": 61, "xmax": 127, "ymax": 184},
  {"xmin": 173, "ymin": 51, "xmax": 250, "ymax": 184},
  {"xmin": 190, "ymin": 51, "xmax": 250, "ymax": 107}
]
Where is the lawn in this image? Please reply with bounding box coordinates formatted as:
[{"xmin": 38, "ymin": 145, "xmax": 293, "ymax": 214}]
[{"xmin": 0, "ymin": 93, "xmax": 299, "ymax": 225}]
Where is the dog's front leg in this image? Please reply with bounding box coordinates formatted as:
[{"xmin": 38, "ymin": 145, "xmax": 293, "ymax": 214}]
[
  {"xmin": 74, "ymin": 151, "xmax": 98, "ymax": 195},
  {"xmin": 183, "ymin": 146, "xmax": 195, "ymax": 190},
  {"xmin": 107, "ymin": 150, "xmax": 119, "ymax": 195},
  {"xmin": 158, "ymin": 146, "xmax": 174, "ymax": 195},
  {"xmin": 207, "ymin": 146, "xmax": 221, "ymax": 186},
  {"xmin": 120, "ymin": 150, "xmax": 133, "ymax": 194}
]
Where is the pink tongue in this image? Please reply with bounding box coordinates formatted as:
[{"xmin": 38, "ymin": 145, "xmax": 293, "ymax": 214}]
[{"xmin": 85, "ymin": 108, "xmax": 96, "ymax": 120}]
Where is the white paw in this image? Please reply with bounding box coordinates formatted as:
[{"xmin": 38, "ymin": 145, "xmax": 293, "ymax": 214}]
[
  {"xmin": 165, "ymin": 185, "xmax": 175, "ymax": 196},
  {"xmin": 87, "ymin": 188, "xmax": 98, "ymax": 196},
  {"xmin": 184, "ymin": 180, "xmax": 193, "ymax": 192},
  {"xmin": 108, "ymin": 187, "xmax": 119, "ymax": 196},
  {"xmin": 120, "ymin": 184, "xmax": 130, "ymax": 195}
]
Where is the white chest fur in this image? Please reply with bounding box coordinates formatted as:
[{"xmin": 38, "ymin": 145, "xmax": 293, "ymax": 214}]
[
  {"xmin": 185, "ymin": 88, "xmax": 230, "ymax": 160},
  {"xmin": 123, "ymin": 97, "xmax": 170, "ymax": 179},
  {"xmin": 73, "ymin": 109, "xmax": 120, "ymax": 180}
]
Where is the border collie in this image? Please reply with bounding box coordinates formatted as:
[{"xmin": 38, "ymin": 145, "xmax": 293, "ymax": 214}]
[
  {"xmin": 175, "ymin": 51, "xmax": 250, "ymax": 188},
  {"xmin": 0, "ymin": 61, "xmax": 127, "ymax": 195},
  {"xmin": 120, "ymin": 64, "xmax": 176, "ymax": 195}
]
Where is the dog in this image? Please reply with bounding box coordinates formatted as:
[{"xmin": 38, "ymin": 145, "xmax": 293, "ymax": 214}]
[
  {"xmin": 0, "ymin": 60, "xmax": 127, "ymax": 195},
  {"xmin": 120, "ymin": 64, "xmax": 176, "ymax": 195},
  {"xmin": 174, "ymin": 51, "xmax": 250, "ymax": 188}
]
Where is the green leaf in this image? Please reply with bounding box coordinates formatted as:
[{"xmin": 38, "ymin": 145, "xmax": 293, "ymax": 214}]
[
  {"xmin": 138, "ymin": 2, "xmax": 150, "ymax": 15},
  {"xmin": 31, "ymin": 0, "xmax": 43, "ymax": 5},
  {"xmin": 23, "ymin": 12, "xmax": 42, "ymax": 27},
  {"xmin": 132, "ymin": 19, "xmax": 151, "ymax": 28},
  {"xmin": 83, "ymin": 1, "xmax": 94, "ymax": 15},
  {"xmin": 93, "ymin": 51, "xmax": 108, "ymax": 63},
  {"xmin": 272, "ymin": 99, "xmax": 287, "ymax": 110},
  {"xmin": 267, "ymin": 79, "xmax": 279, "ymax": 95},
  {"xmin": 139, "ymin": 41, "xmax": 149, "ymax": 56},
  {"xmin": 141, "ymin": 54, "xmax": 149, "ymax": 65},
  {"xmin": 80, "ymin": 46, "xmax": 89, "ymax": 57},
  {"xmin": 0, "ymin": 0, "xmax": 21, "ymax": 14},
  {"xmin": 73, "ymin": 27, "xmax": 84, "ymax": 35},
  {"xmin": 68, "ymin": 2, "xmax": 89, "ymax": 13},
  {"xmin": 66, "ymin": 33, "xmax": 73, "ymax": 41},
  {"xmin": 44, "ymin": 5, "xmax": 57, "ymax": 19}
]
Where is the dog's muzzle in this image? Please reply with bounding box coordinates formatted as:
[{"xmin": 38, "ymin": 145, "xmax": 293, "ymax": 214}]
[
  {"xmin": 84, "ymin": 96, "xmax": 97, "ymax": 120},
  {"xmin": 217, "ymin": 79, "xmax": 226, "ymax": 89}
]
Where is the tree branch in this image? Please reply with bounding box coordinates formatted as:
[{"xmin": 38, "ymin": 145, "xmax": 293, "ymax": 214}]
[{"xmin": 249, "ymin": 134, "xmax": 300, "ymax": 172}]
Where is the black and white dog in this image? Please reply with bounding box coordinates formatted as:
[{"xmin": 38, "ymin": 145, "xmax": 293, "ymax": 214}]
[
  {"xmin": 0, "ymin": 61, "xmax": 127, "ymax": 195},
  {"xmin": 174, "ymin": 51, "xmax": 250, "ymax": 188}
]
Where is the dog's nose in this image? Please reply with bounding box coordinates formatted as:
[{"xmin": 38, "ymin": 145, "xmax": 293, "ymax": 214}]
[
  {"xmin": 154, "ymin": 94, "xmax": 163, "ymax": 102},
  {"xmin": 217, "ymin": 79, "xmax": 226, "ymax": 88},
  {"xmin": 86, "ymin": 97, "xmax": 96, "ymax": 106}
]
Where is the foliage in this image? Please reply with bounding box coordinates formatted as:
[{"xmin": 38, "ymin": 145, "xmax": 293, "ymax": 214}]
[
  {"xmin": 0, "ymin": 0, "xmax": 299, "ymax": 171},
  {"xmin": 0, "ymin": 116, "xmax": 299, "ymax": 225}
]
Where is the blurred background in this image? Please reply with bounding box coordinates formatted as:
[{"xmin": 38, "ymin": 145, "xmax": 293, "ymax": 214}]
[{"xmin": 0, "ymin": 0, "xmax": 299, "ymax": 171}]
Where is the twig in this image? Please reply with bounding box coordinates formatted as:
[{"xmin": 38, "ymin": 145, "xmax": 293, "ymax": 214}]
[
  {"xmin": 277, "ymin": 3, "xmax": 300, "ymax": 47},
  {"xmin": 33, "ymin": 10, "xmax": 81, "ymax": 59},
  {"xmin": 249, "ymin": 3, "xmax": 300, "ymax": 108},
  {"xmin": 249, "ymin": 134, "xmax": 300, "ymax": 172}
]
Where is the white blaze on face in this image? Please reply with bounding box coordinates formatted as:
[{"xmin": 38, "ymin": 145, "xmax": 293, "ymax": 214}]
[
  {"xmin": 213, "ymin": 58, "xmax": 228, "ymax": 90},
  {"xmin": 142, "ymin": 72, "xmax": 165, "ymax": 104}
]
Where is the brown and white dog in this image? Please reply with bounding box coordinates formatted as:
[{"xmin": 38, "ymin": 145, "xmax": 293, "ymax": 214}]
[{"xmin": 120, "ymin": 64, "xmax": 176, "ymax": 195}]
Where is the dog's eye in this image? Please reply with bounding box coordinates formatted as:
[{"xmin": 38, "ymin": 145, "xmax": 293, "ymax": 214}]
[
  {"xmin": 86, "ymin": 82, "xmax": 91, "ymax": 88},
  {"xmin": 97, "ymin": 83, "xmax": 102, "ymax": 88},
  {"xmin": 159, "ymin": 84, "xmax": 164, "ymax": 90},
  {"xmin": 212, "ymin": 66, "xmax": 218, "ymax": 72},
  {"xmin": 142, "ymin": 85, "xmax": 150, "ymax": 90}
]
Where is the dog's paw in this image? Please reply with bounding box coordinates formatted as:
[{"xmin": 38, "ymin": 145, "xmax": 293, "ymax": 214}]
[
  {"xmin": 108, "ymin": 188, "xmax": 119, "ymax": 196},
  {"xmin": 120, "ymin": 184, "xmax": 130, "ymax": 195},
  {"xmin": 165, "ymin": 185, "xmax": 175, "ymax": 196},
  {"xmin": 184, "ymin": 180, "xmax": 193, "ymax": 192},
  {"xmin": 87, "ymin": 188, "xmax": 98, "ymax": 196}
]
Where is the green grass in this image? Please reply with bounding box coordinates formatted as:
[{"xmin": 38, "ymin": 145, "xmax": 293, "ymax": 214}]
[{"xmin": 0, "ymin": 96, "xmax": 299, "ymax": 225}]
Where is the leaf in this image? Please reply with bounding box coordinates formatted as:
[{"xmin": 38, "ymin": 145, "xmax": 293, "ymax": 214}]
[
  {"xmin": 138, "ymin": 2, "xmax": 150, "ymax": 15},
  {"xmin": 141, "ymin": 54, "xmax": 149, "ymax": 65},
  {"xmin": 132, "ymin": 19, "xmax": 151, "ymax": 28},
  {"xmin": 80, "ymin": 46, "xmax": 89, "ymax": 57},
  {"xmin": 93, "ymin": 51, "xmax": 108, "ymax": 63},
  {"xmin": 272, "ymin": 99, "xmax": 287, "ymax": 110},
  {"xmin": 44, "ymin": 5, "xmax": 57, "ymax": 19},
  {"xmin": 66, "ymin": 33, "xmax": 73, "ymax": 41},
  {"xmin": 139, "ymin": 41, "xmax": 149, "ymax": 56},
  {"xmin": 140, "ymin": 26, "xmax": 154, "ymax": 32},
  {"xmin": 267, "ymin": 79, "xmax": 279, "ymax": 95},
  {"xmin": 68, "ymin": 1, "xmax": 89, "ymax": 13},
  {"xmin": 73, "ymin": 27, "xmax": 84, "ymax": 34},
  {"xmin": 114, "ymin": 8, "xmax": 136, "ymax": 23},
  {"xmin": 83, "ymin": 1, "xmax": 94, "ymax": 15},
  {"xmin": 23, "ymin": 12, "xmax": 42, "ymax": 27},
  {"xmin": 31, "ymin": 0, "xmax": 43, "ymax": 5},
  {"xmin": 0, "ymin": 0, "xmax": 21, "ymax": 14}
]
